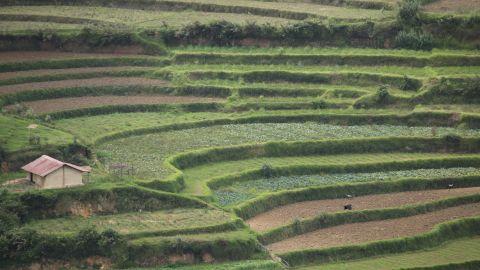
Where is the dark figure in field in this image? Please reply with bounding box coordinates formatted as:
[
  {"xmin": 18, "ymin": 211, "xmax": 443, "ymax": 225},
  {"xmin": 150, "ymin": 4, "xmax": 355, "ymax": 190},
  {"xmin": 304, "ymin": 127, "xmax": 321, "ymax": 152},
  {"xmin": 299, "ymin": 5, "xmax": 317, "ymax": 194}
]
[
  {"xmin": 448, "ymin": 184, "xmax": 454, "ymax": 189},
  {"xmin": 344, "ymin": 204, "xmax": 352, "ymax": 210}
]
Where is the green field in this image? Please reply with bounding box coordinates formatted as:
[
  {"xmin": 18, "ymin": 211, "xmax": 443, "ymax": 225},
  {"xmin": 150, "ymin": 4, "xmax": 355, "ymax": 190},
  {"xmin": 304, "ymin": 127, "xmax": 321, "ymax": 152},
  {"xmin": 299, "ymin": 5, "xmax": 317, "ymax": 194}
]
[
  {"xmin": 23, "ymin": 208, "xmax": 234, "ymax": 236},
  {"xmin": 0, "ymin": 114, "xmax": 74, "ymax": 152},
  {"xmin": 302, "ymin": 237, "xmax": 480, "ymax": 270},
  {"xmin": 97, "ymin": 123, "xmax": 480, "ymax": 181}
]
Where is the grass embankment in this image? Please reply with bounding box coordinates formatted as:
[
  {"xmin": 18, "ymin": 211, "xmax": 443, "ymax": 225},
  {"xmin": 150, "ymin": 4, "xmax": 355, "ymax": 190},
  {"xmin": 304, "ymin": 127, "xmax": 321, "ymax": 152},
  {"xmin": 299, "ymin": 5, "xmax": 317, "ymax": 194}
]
[
  {"xmin": 164, "ymin": 64, "xmax": 480, "ymax": 78},
  {"xmin": 172, "ymin": 49, "xmax": 480, "ymax": 67},
  {"xmin": 299, "ymin": 237, "xmax": 480, "ymax": 270},
  {"xmin": 127, "ymin": 229, "xmax": 265, "ymax": 266},
  {"xmin": 128, "ymin": 259, "xmax": 282, "ymax": 270},
  {"xmin": 173, "ymin": 47, "xmax": 480, "ymax": 56},
  {"xmin": 0, "ymin": 53, "xmax": 167, "ymax": 71}
]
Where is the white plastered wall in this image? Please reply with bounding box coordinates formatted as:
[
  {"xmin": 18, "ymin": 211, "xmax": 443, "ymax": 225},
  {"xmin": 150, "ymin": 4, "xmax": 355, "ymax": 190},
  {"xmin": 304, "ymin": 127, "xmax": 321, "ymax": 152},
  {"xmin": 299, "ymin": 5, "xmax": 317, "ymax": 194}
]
[{"xmin": 64, "ymin": 166, "xmax": 84, "ymax": 187}]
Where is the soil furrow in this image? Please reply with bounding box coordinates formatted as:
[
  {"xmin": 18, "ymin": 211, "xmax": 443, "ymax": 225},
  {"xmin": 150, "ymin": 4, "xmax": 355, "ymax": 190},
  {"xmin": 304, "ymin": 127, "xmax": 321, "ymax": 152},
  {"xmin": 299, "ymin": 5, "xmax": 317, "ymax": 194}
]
[
  {"xmin": 248, "ymin": 187, "xmax": 480, "ymax": 232},
  {"xmin": 267, "ymin": 203, "xmax": 480, "ymax": 253},
  {"xmin": 0, "ymin": 66, "xmax": 152, "ymax": 80},
  {"xmin": 5, "ymin": 95, "xmax": 223, "ymax": 113},
  {"xmin": 0, "ymin": 77, "xmax": 169, "ymax": 95}
]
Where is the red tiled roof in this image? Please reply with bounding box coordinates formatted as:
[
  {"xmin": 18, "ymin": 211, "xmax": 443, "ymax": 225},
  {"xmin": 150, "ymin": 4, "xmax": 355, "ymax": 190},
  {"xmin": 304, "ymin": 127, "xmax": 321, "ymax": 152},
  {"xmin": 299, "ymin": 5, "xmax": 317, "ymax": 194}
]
[{"xmin": 21, "ymin": 155, "xmax": 90, "ymax": 177}]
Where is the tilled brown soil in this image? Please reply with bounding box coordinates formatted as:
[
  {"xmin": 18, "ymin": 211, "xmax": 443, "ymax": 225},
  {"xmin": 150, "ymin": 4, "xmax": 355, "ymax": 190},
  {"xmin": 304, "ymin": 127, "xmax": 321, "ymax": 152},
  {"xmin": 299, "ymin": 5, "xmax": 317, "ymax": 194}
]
[
  {"xmin": 0, "ymin": 67, "xmax": 153, "ymax": 80},
  {"xmin": 247, "ymin": 187, "xmax": 480, "ymax": 232},
  {"xmin": 267, "ymin": 203, "xmax": 480, "ymax": 254},
  {"xmin": 423, "ymin": 0, "xmax": 480, "ymax": 13},
  {"xmin": 0, "ymin": 77, "xmax": 169, "ymax": 95},
  {"xmin": 5, "ymin": 95, "xmax": 223, "ymax": 113},
  {"xmin": 0, "ymin": 51, "xmax": 142, "ymax": 63}
]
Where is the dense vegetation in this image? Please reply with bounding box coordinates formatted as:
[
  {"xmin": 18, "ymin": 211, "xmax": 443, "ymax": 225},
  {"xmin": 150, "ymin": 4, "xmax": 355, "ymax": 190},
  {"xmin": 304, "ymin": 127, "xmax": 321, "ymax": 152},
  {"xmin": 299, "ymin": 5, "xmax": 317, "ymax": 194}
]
[{"xmin": 0, "ymin": 0, "xmax": 479, "ymax": 269}]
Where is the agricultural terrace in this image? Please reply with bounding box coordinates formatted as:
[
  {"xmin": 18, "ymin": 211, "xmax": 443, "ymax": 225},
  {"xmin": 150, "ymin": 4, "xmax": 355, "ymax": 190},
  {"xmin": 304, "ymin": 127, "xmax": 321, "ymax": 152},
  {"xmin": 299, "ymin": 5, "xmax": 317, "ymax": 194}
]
[{"xmin": 0, "ymin": 0, "xmax": 479, "ymax": 269}]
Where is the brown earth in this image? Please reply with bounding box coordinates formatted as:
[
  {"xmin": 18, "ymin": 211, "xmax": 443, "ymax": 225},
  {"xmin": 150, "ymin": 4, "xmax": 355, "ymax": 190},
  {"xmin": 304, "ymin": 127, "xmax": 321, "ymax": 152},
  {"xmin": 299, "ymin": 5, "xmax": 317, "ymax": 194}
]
[
  {"xmin": 423, "ymin": 0, "xmax": 480, "ymax": 13},
  {"xmin": 267, "ymin": 203, "xmax": 480, "ymax": 254},
  {"xmin": 6, "ymin": 95, "xmax": 223, "ymax": 113},
  {"xmin": 0, "ymin": 66, "xmax": 153, "ymax": 80},
  {"xmin": 247, "ymin": 187, "xmax": 480, "ymax": 232},
  {"xmin": 0, "ymin": 51, "xmax": 144, "ymax": 63},
  {"xmin": 0, "ymin": 77, "xmax": 169, "ymax": 95}
]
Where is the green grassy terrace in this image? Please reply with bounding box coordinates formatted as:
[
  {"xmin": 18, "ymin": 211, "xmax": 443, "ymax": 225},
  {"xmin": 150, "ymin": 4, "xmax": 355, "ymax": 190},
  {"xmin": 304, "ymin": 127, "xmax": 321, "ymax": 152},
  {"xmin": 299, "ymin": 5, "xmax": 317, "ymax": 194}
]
[{"xmin": 301, "ymin": 237, "xmax": 480, "ymax": 270}]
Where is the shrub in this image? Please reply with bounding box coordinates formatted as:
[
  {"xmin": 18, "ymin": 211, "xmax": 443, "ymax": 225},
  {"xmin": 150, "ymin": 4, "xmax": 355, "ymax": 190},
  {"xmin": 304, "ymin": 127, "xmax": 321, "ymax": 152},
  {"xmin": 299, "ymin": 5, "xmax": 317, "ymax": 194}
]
[
  {"xmin": 74, "ymin": 227, "xmax": 101, "ymax": 257},
  {"xmin": 376, "ymin": 85, "xmax": 390, "ymax": 104},
  {"xmin": 312, "ymin": 99, "xmax": 328, "ymax": 109},
  {"xmin": 394, "ymin": 30, "xmax": 434, "ymax": 50},
  {"xmin": 400, "ymin": 75, "xmax": 421, "ymax": 91},
  {"xmin": 0, "ymin": 145, "xmax": 5, "ymax": 164},
  {"xmin": 397, "ymin": 0, "xmax": 421, "ymax": 27},
  {"xmin": 262, "ymin": 164, "xmax": 274, "ymax": 178}
]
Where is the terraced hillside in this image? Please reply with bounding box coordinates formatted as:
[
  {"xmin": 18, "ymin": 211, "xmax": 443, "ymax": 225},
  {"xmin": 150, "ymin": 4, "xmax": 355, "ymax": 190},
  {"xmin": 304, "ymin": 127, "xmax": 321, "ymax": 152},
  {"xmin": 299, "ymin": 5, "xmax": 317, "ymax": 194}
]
[{"xmin": 0, "ymin": 0, "xmax": 479, "ymax": 269}]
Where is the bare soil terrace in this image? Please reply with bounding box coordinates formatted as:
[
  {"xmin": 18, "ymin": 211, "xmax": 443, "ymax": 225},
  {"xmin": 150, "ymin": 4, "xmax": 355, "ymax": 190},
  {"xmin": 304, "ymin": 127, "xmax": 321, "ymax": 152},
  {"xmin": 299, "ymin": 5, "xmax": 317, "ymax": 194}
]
[
  {"xmin": 0, "ymin": 51, "xmax": 143, "ymax": 63},
  {"xmin": 6, "ymin": 95, "xmax": 223, "ymax": 113},
  {"xmin": 0, "ymin": 77, "xmax": 169, "ymax": 95},
  {"xmin": 0, "ymin": 66, "xmax": 153, "ymax": 80},
  {"xmin": 267, "ymin": 203, "xmax": 480, "ymax": 253},
  {"xmin": 247, "ymin": 187, "xmax": 480, "ymax": 232},
  {"xmin": 423, "ymin": 0, "xmax": 480, "ymax": 13}
]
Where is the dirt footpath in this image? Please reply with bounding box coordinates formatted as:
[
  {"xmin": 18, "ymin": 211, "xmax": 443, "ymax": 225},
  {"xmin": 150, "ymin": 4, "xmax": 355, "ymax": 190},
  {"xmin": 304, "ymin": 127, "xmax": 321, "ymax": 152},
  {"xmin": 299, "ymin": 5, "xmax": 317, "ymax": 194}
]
[
  {"xmin": 0, "ymin": 77, "xmax": 169, "ymax": 94},
  {"xmin": 6, "ymin": 95, "xmax": 223, "ymax": 113},
  {"xmin": 267, "ymin": 203, "xmax": 480, "ymax": 253},
  {"xmin": 247, "ymin": 187, "xmax": 480, "ymax": 232}
]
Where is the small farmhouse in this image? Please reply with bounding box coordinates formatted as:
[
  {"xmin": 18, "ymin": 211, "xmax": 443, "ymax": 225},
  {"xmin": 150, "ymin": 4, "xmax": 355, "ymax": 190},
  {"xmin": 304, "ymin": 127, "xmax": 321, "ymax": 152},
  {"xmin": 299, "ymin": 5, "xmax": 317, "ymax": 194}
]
[{"xmin": 22, "ymin": 155, "xmax": 90, "ymax": 189}]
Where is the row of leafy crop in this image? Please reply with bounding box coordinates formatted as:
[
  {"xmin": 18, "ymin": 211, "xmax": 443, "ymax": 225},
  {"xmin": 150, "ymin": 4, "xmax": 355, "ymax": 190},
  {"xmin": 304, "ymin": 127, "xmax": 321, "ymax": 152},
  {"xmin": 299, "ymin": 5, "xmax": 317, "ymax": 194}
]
[
  {"xmin": 260, "ymin": 193, "xmax": 480, "ymax": 244},
  {"xmin": 173, "ymin": 52, "xmax": 480, "ymax": 67},
  {"xmin": 158, "ymin": 136, "xmax": 480, "ymax": 194},
  {"xmin": 93, "ymin": 110, "xmax": 480, "ymax": 147},
  {"xmin": 215, "ymin": 167, "xmax": 480, "ymax": 206},
  {"xmin": 169, "ymin": 136, "xmax": 480, "ymax": 170},
  {"xmin": 278, "ymin": 215, "xmax": 480, "ymax": 267},
  {"xmin": 206, "ymin": 157, "xmax": 480, "ymax": 202}
]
